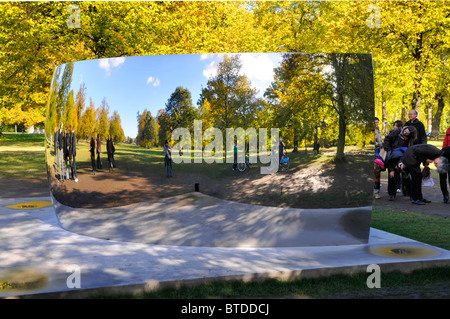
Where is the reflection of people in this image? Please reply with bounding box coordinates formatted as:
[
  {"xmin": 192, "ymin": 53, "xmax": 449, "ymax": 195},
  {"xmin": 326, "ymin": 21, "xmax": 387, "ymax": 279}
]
[
  {"xmin": 58, "ymin": 123, "xmax": 64, "ymax": 181},
  {"xmin": 69, "ymin": 126, "xmax": 78, "ymax": 182},
  {"xmin": 313, "ymin": 141, "xmax": 320, "ymax": 154},
  {"xmin": 232, "ymin": 141, "xmax": 238, "ymax": 171},
  {"xmin": 163, "ymin": 140, "xmax": 172, "ymax": 177},
  {"xmin": 404, "ymin": 109, "xmax": 427, "ymax": 145},
  {"xmin": 63, "ymin": 127, "xmax": 70, "ymax": 180},
  {"xmin": 54, "ymin": 127, "xmax": 58, "ymax": 168},
  {"xmin": 398, "ymin": 144, "xmax": 443, "ymax": 205},
  {"xmin": 96, "ymin": 134, "xmax": 102, "ymax": 170},
  {"xmin": 107, "ymin": 135, "xmax": 115, "ymax": 173},
  {"xmin": 90, "ymin": 133, "xmax": 96, "ymax": 175},
  {"xmin": 279, "ymin": 139, "xmax": 286, "ymax": 164}
]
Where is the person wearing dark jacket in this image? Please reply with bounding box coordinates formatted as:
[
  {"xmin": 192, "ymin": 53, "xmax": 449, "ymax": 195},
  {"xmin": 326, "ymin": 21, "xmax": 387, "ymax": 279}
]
[
  {"xmin": 54, "ymin": 127, "xmax": 58, "ymax": 168},
  {"xmin": 437, "ymin": 146, "xmax": 450, "ymax": 203},
  {"xmin": 90, "ymin": 133, "xmax": 96, "ymax": 175},
  {"xmin": 382, "ymin": 126, "xmax": 417, "ymax": 152},
  {"xmin": 382, "ymin": 126, "xmax": 417, "ymax": 200},
  {"xmin": 63, "ymin": 127, "xmax": 70, "ymax": 180},
  {"xmin": 404, "ymin": 109, "xmax": 427, "ymax": 145},
  {"xmin": 96, "ymin": 134, "xmax": 102, "ymax": 170},
  {"xmin": 398, "ymin": 144, "xmax": 444, "ymax": 205},
  {"xmin": 106, "ymin": 135, "xmax": 115, "ymax": 173},
  {"xmin": 68, "ymin": 126, "xmax": 78, "ymax": 182},
  {"xmin": 57, "ymin": 124, "xmax": 64, "ymax": 181}
]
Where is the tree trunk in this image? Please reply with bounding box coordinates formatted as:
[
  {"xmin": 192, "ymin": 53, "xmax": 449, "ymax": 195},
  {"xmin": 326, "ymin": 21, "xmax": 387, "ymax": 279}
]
[
  {"xmin": 336, "ymin": 113, "xmax": 346, "ymax": 162},
  {"xmin": 431, "ymin": 92, "xmax": 445, "ymax": 139},
  {"xmin": 426, "ymin": 100, "xmax": 432, "ymax": 134},
  {"xmin": 381, "ymin": 85, "xmax": 387, "ymax": 135},
  {"xmin": 401, "ymin": 95, "xmax": 409, "ymax": 124},
  {"xmin": 329, "ymin": 53, "xmax": 347, "ymax": 162},
  {"xmin": 411, "ymin": 87, "xmax": 421, "ymax": 111}
]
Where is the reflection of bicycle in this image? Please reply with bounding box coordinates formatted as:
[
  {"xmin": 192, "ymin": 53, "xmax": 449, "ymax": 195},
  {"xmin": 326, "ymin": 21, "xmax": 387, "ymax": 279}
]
[
  {"xmin": 238, "ymin": 157, "xmax": 253, "ymax": 172},
  {"xmin": 279, "ymin": 155, "xmax": 290, "ymax": 171}
]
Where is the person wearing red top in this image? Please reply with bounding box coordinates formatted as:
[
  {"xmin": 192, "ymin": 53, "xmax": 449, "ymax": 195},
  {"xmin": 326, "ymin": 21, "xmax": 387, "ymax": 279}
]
[{"xmin": 443, "ymin": 127, "xmax": 450, "ymax": 149}]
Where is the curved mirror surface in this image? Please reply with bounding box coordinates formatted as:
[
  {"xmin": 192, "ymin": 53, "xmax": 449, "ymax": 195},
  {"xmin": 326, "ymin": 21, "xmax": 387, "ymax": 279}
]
[{"xmin": 45, "ymin": 53, "xmax": 375, "ymax": 210}]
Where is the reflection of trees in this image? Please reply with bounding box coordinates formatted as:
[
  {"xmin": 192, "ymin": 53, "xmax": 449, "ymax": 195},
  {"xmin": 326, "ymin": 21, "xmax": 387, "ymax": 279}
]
[
  {"xmin": 198, "ymin": 54, "xmax": 263, "ymax": 133},
  {"xmin": 326, "ymin": 53, "xmax": 374, "ymax": 161},
  {"xmin": 136, "ymin": 109, "xmax": 158, "ymax": 147},
  {"xmin": 264, "ymin": 53, "xmax": 374, "ymax": 161},
  {"xmin": 45, "ymin": 62, "xmax": 125, "ymax": 142},
  {"xmin": 154, "ymin": 86, "xmax": 200, "ymax": 148},
  {"xmin": 265, "ymin": 53, "xmax": 331, "ymax": 151},
  {"xmin": 45, "ymin": 63, "xmax": 73, "ymax": 136}
]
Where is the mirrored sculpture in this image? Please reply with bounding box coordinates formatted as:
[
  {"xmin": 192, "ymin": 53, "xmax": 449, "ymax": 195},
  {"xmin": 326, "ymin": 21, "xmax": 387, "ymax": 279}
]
[{"xmin": 45, "ymin": 53, "xmax": 374, "ymax": 247}]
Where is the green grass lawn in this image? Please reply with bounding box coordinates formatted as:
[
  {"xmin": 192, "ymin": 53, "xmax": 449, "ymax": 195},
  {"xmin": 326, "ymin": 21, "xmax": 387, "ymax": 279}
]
[
  {"xmin": 1, "ymin": 133, "xmax": 449, "ymax": 298},
  {"xmin": 0, "ymin": 133, "xmax": 46, "ymax": 180}
]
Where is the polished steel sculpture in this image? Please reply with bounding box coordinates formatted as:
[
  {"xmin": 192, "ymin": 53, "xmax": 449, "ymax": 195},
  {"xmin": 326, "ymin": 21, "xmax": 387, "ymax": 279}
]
[{"xmin": 45, "ymin": 53, "xmax": 374, "ymax": 247}]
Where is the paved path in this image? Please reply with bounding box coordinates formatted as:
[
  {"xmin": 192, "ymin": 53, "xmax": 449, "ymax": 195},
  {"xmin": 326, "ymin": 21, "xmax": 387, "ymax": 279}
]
[
  {"xmin": 376, "ymin": 174, "xmax": 450, "ymax": 217},
  {"xmin": 1, "ymin": 195, "xmax": 449, "ymax": 298}
]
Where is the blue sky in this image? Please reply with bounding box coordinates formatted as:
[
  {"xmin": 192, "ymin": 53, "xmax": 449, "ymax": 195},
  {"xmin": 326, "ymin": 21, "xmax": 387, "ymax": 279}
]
[{"xmin": 69, "ymin": 53, "xmax": 283, "ymax": 138}]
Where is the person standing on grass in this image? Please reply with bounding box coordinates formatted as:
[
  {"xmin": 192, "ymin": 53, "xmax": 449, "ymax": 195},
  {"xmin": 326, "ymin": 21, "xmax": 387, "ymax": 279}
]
[
  {"xmin": 90, "ymin": 132, "xmax": 96, "ymax": 175},
  {"xmin": 69, "ymin": 125, "xmax": 78, "ymax": 182},
  {"xmin": 163, "ymin": 140, "xmax": 172, "ymax": 177}
]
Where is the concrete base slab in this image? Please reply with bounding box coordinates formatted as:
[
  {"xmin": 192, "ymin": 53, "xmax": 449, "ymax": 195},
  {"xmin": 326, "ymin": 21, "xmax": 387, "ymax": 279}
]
[{"xmin": 0, "ymin": 196, "xmax": 449, "ymax": 299}]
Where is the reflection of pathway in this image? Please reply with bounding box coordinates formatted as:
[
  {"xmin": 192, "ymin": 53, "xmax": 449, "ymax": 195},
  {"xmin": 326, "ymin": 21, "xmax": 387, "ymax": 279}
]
[
  {"xmin": 49, "ymin": 152, "xmax": 372, "ymax": 210},
  {"xmin": 55, "ymin": 192, "xmax": 372, "ymax": 248}
]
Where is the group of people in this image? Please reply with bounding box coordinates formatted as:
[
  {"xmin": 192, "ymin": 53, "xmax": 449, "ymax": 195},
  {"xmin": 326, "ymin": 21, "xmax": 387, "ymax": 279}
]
[
  {"xmin": 374, "ymin": 109, "xmax": 450, "ymax": 205},
  {"xmin": 54, "ymin": 123, "xmax": 78, "ymax": 182},
  {"xmin": 54, "ymin": 126, "xmax": 117, "ymax": 180},
  {"xmin": 90, "ymin": 133, "xmax": 116, "ymax": 175}
]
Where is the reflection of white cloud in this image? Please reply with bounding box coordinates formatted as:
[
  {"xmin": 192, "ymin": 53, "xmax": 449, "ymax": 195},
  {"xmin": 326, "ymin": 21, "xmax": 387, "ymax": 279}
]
[
  {"xmin": 200, "ymin": 54, "xmax": 211, "ymax": 61},
  {"xmin": 202, "ymin": 60, "xmax": 218, "ymax": 79},
  {"xmin": 240, "ymin": 54, "xmax": 278, "ymax": 86},
  {"xmin": 146, "ymin": 76, "xmax": 160, "ymax": 87},
  {"xmin": 202, "ymin": 53, "xmax": 281, "ymax": 96},
  {"xmin": 99, "ymin": 57, "xmax": 125, "ymax": 76}
]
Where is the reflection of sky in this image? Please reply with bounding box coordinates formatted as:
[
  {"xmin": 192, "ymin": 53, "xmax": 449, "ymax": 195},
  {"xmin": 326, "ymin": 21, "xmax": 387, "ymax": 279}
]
[{"xmin": 69, "ymin": 53, "xmax": 283, "ymax": 139}]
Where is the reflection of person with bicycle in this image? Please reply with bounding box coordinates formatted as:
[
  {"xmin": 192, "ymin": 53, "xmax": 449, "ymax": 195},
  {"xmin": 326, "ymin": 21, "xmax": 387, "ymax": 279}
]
[
  {"xmin": 279, "ymin": 139, "xmax": 286, "ymax": 164},
  {"xmin": 232, "ymin": 141, "xmax": 238, "ymax": 171},
  {"xmin": 278, "ymin": 139, "xmax": 290, "ymax": 171}
]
